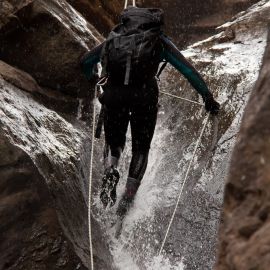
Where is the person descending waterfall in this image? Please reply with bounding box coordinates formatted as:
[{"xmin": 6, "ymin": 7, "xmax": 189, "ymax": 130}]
[{"xmin": 81, "ymin": 6, "xmax": 220, "ymax": 218}]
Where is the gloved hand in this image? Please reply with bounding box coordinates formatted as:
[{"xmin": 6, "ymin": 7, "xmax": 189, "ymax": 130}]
[{"xmin": 204, "ymin": 94, "xmax": 220, "ymax": 115}]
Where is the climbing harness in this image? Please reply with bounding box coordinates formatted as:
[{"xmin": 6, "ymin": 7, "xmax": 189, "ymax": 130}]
[
  {"xmin": 88, "ymin": 86, "xmax": 98, "ymax": 270},
  {"xmin": 158, "ymin": 112, "xmax": 211, "ymax": 255},
  {"xmin": 124, "ymin": 0, "xmax": 136, "ymax": 9}
]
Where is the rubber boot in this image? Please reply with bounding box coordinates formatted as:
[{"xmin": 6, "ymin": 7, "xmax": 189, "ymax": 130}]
[{"xmin": 116, "ymin": 177, "xmax": 140, "ymax": 218}]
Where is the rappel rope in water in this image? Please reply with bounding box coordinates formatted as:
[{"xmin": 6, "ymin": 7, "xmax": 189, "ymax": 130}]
[
  {"xmin": 88, "ymin": 86, "xmax": 97, "ymax": 270},
  {"xmin": 87, "ymin": 86, "xmax": 207, "ymax": 267},
  {"xmin": 158, "ymin": 112, "xmax": 211, "ymax": 255}
]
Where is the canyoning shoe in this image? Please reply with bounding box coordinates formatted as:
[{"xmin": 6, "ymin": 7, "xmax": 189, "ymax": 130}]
[
  {"xmin": 116, "ymin": 194, "xmax": 134, "ymax": 218},
  {"xmin": 116, "ymin": 178, "xmax": 140, "ymax": 217},
  {"xmin": 100, "ymin": 167, "xmax": 120, "ymax": 208}
]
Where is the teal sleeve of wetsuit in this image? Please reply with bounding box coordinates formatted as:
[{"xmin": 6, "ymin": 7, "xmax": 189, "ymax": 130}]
[
  {"xmin": 80, "ymin": 43, "xmax": 103, "ymax": 80},
  {"xmin": 160, "ymin": 35, "xmax": 211, "ymax": 98},
  {"xmin": 81, "ymin": 54, "xmax": 100, "ymax": 80}
]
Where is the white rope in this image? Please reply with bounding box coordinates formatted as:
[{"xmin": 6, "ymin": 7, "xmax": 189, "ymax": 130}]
[
  {"xmin": 124, "ymin": 0, "xmax": 136, "ymax": 8},
  {"xmin": 124, "ymin": 0, "xmax": 128, "ymax": 8},
  {"xmin": 160, "ymin": 90, "xmax": 203, "ymax": 106},
  {"xmin": 88, "ymin": 87, "xmax": 97, "ymax": 270},
  {"xmin": 158, "ymin": 113, "xmax": 210, "ymax": 255}
]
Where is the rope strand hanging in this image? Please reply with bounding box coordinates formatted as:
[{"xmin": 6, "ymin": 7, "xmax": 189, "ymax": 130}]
[
  {"xmin": 160, "ymin": 90, "xmax": 203, "ymax": 106},
  {"xmin": 158, "ymin": 113, "xmax": 210, "ymax": 255},
  {"xmin": 88, "ymin": 86, "xmax": 97, "ymax": 270}
]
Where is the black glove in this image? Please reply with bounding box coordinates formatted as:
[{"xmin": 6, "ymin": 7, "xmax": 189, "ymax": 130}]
[{"xmin": 204, "ymin": 94, "xmax": 220, "ymax": 115}]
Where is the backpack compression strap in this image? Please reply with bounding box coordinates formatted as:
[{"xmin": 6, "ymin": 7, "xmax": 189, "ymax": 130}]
[{"xmin": 124, "ymin": 35, "xmax": 136, "ymax": 85}]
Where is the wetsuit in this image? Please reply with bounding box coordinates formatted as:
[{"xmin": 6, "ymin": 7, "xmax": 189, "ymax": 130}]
[{"xmin": 81, "ymin": 35, "xmax": 215, "ymax": 192}]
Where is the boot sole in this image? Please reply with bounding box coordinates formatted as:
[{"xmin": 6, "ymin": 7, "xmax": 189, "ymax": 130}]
[{"xmin": 100, "ymin": 174, "xmax": 119, "ymax": 208}]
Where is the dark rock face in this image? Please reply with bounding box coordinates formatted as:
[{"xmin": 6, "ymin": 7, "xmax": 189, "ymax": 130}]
[
  {"xmin": 0, "ymin": 1, "xmax": 113, "ymax": 269},
  {"xmin": 215, "ymin": 29, "xmax": 270, "ymax": 270},
  {"xmin": 66, "ymin": 0, "xmax": 122, "ymax": 35},
  {"xmin": 69, "ymin": 0, "xmax": 261, "ymax": 47},
  {"xmin": 0, "ymin": 60, "xmax": 113, "ymax": 269},
  {"xmin": 141, "ymin": 0, "xmax": 261, "ymax": 46},
  {"xmin": 0, "ymin": 60, "xmax": 42, "ymax": 93},
  {"xmin": 0, "ymin": 0, "xmax": 32, "ymax": 28},
  {"xmin": 0, "ymin": 137, "xmax": 86, "ymax": 270},
  {"xmin": 0, "ymin": 0, "xmax": 102, "ymax": 119}
]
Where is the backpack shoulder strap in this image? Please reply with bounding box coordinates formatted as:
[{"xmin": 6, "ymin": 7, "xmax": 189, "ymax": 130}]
[{"xmin": 100, "ymin": 30, "xmax": 121, "ymax": 77}]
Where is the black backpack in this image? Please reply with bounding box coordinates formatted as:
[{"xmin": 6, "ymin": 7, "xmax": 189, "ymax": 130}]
[{"xmin": 101, "ymin": 6, "xmax": 164, "ymax": 85}]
